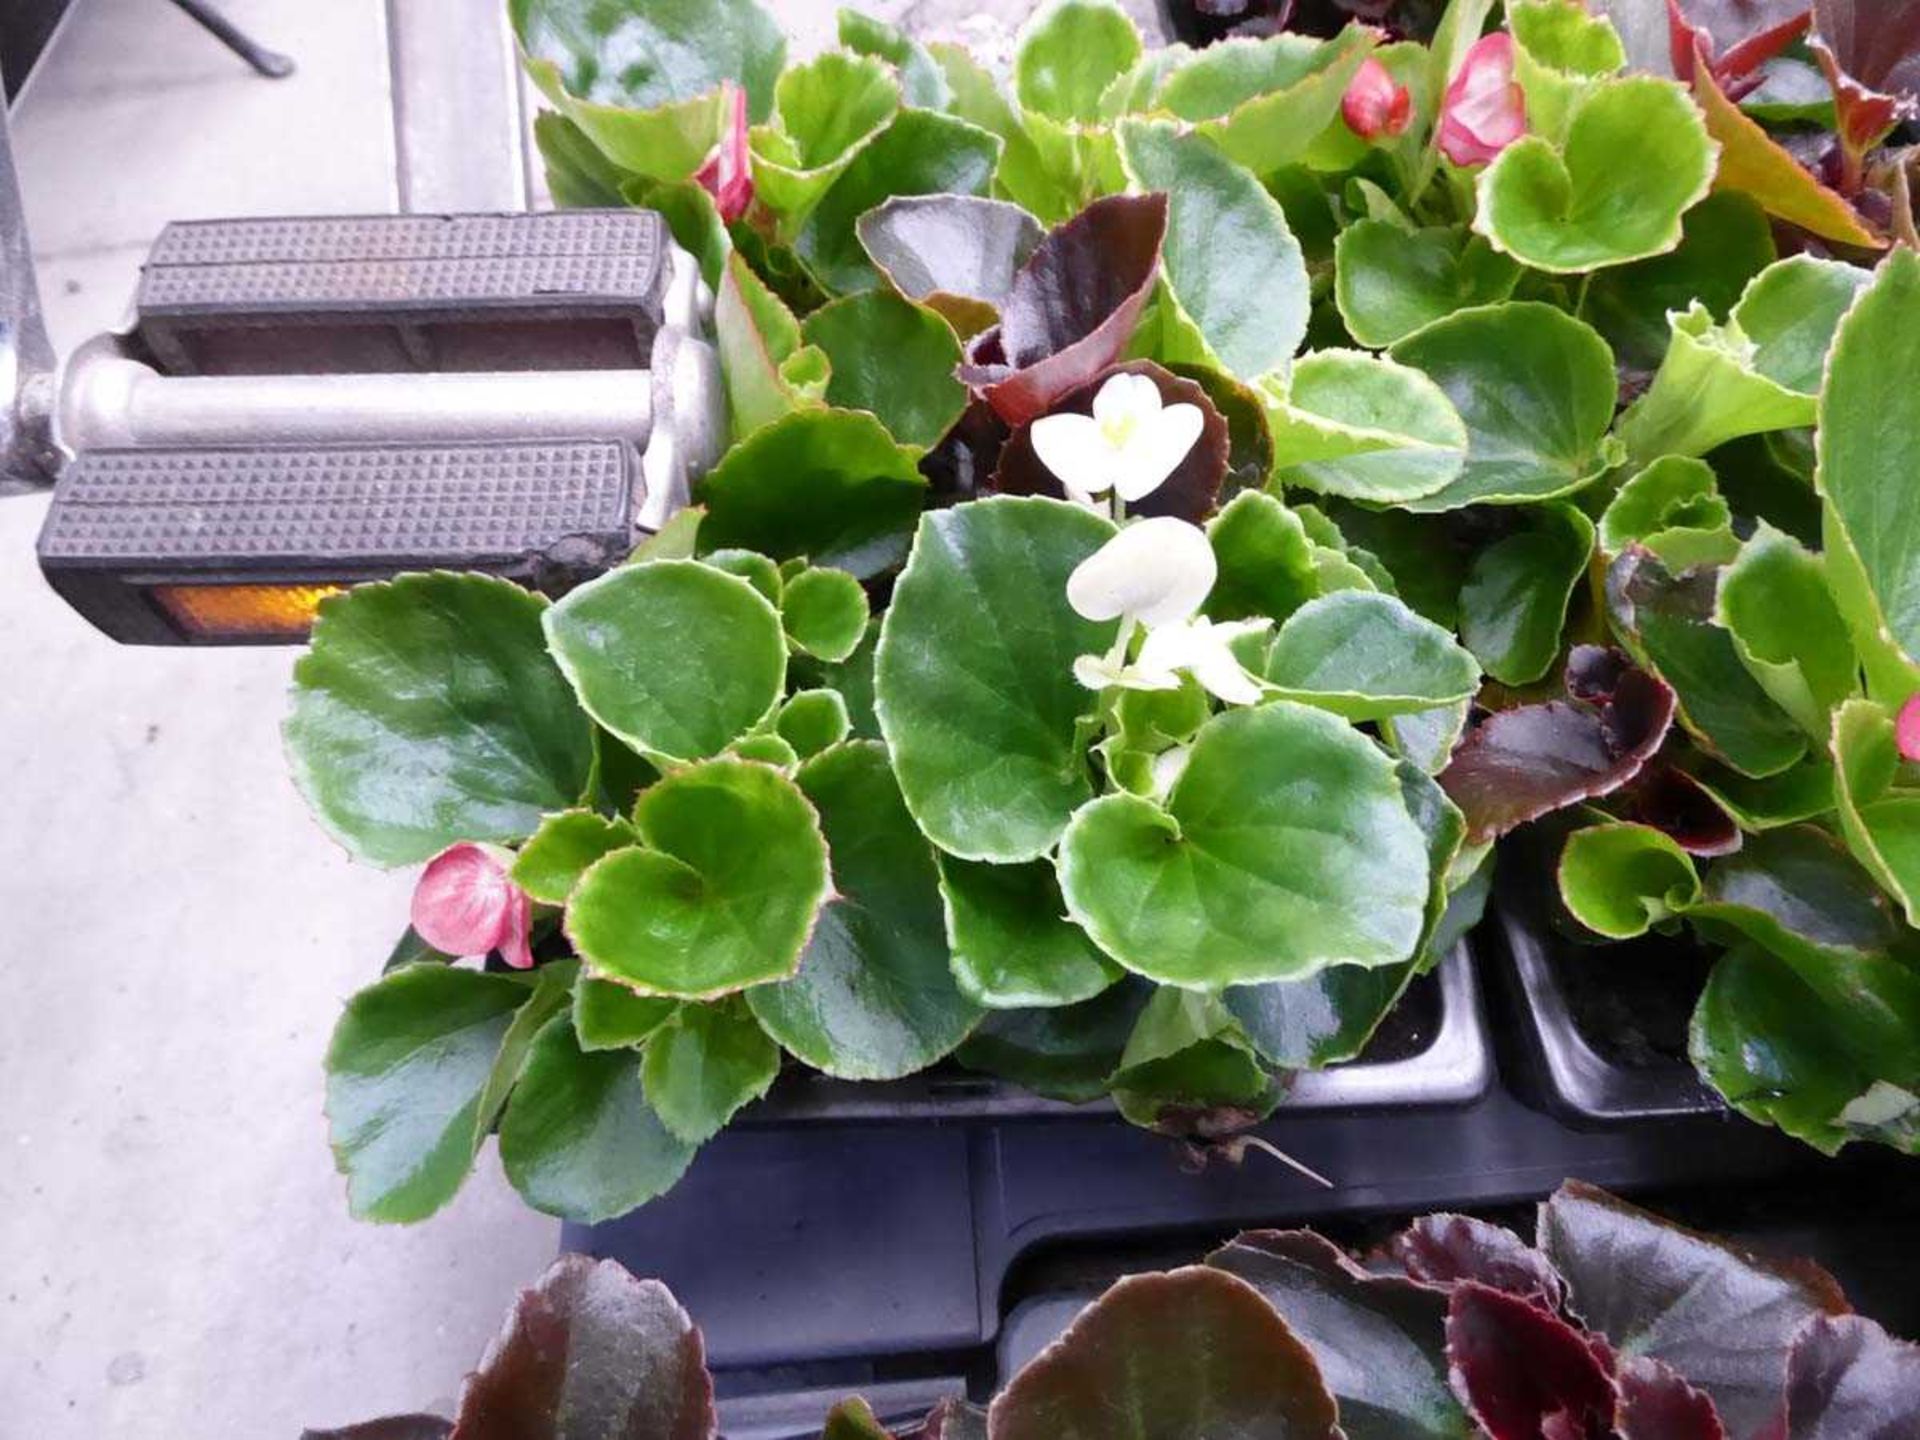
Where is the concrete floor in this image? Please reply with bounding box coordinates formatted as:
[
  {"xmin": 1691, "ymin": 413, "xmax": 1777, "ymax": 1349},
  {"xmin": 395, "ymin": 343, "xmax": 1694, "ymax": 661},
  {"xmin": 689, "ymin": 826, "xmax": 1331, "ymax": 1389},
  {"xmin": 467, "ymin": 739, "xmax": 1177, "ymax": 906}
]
[{"xmin": 0, "ymin": 0, "xmax": 1160, "ymax": 1434}]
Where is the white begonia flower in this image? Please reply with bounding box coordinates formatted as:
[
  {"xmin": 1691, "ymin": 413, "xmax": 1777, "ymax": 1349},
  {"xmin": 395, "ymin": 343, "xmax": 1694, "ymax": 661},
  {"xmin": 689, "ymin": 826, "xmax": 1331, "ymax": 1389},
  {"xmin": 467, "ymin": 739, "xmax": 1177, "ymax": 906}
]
[
  {"xmin": 1030, "ymin": 372, "xmax": 1206, "ymax": 505},
  {"xmin": 1135, "ymin": 615, "xmax": 1272, "ymax": 705},
  {"xmin": 1066, "ymin": 516, "xmax": 1217, "ymax": 629}
]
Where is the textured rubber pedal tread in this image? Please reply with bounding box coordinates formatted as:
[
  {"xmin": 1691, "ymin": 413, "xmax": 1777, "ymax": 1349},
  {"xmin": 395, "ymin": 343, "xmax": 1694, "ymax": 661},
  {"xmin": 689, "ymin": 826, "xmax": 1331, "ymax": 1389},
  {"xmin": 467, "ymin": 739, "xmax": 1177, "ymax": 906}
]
[
  {"xmin": 38, "ymin": 440, "xmax": 634, "ymax": 643},
  {"xmin": 135, "ymin": 211, "xmax": 669, "ymax": 375}
]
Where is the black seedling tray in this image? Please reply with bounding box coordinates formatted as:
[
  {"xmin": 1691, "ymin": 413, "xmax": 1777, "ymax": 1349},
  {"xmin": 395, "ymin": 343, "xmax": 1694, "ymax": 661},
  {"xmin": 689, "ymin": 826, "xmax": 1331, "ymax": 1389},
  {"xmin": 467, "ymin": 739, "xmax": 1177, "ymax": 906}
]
[
  {"xmin": 1490, "ymin": 896, "xmax": 1725, "ymax": 1125},
  {"xmin": 746, "ymin": 944, "xmax": 1489, "ymax": 1124},
  {"xmin": 575, "ymin": 1071, "xmax": 1906, "ymax": 1440}
]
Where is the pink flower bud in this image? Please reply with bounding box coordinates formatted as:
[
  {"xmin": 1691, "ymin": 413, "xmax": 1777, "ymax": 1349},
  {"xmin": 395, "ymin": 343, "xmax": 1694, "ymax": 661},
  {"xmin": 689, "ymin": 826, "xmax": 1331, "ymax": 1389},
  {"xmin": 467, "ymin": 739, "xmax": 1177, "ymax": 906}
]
[
  {"xmin": 694, "ymin": 83, "xmax": 754, "ymax": 224},
  {"xmin": 1343, "ymin": 57, "xmax": 1413, "ymax": 140},
  {"xmin": 411, "ymin": 843, "xmax": 535, "ymax": 970},
  {"xmin": 1438, "ymin": 32, "xmax": 1528, "ymax": 167},
  {"xmin": 1899, "ymin": 694, "xmax": 1920, "ymax": 765}
]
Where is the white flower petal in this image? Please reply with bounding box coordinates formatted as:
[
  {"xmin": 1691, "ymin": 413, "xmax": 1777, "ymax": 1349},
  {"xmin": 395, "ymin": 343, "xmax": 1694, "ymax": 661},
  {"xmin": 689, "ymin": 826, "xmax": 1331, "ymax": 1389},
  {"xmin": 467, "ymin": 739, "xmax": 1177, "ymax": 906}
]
[
  {"xmin": 1136, "ymin": 615, "xmax": 1268, "ymax": 707},
  {"xmin": 1092, "ymin": 371, "xmax": 1163, "ymax": 431},
  {"xmin": 1149, "ymin": 745, "xmax": 1191, "ymax": 798},
  {"xmin": 1030, "ymin": 412, "xmax": 1116, "ymax": 497},
  {"xmin": 1065, "ymin": 517, "xmax": 1217, "ymax": 628},
  {"xmin": 1073, "ymin": 653, "xmax": 1122, "ymax": 691},
  {"xmin": 1190, "ymin": 643, "xmax": 1267, "ymax": 705},
  {"xmin": 1112, "ymin": 401, "xmax": 1206, "ymax": 503}
]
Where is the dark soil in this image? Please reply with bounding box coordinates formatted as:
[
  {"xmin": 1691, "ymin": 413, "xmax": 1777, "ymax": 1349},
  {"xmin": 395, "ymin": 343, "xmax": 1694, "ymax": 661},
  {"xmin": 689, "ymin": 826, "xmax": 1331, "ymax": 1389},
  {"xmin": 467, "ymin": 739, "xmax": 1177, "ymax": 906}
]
[{"xmin": 1555, "ymin": 929, "xmax": 1714, "ymax": 1068}]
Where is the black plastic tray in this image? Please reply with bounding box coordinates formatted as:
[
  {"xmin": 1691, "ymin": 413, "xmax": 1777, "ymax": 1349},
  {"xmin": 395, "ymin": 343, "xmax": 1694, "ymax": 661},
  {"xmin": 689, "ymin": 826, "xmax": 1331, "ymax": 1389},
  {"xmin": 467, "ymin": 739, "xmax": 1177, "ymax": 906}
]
[
  {"xmin": 745, "ymin": 945, "xmax": 1489, "ymax": 1124},
  {"xmin": 1491, "ymin": 899, "xmax": 1725, "ymax": 1125}
]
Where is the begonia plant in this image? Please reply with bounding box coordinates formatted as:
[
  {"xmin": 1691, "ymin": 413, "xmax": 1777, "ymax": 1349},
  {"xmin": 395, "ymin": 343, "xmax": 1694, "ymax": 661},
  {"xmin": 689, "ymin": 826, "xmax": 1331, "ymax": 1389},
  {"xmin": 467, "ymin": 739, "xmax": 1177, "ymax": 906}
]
[
  {"xmin": 315, "ymin": 1181, "xmax": 1920, "ymax": 1439},
  {"xmin": 282, "ymin": 0, "xmax": 1920, "ymax": 1226}
]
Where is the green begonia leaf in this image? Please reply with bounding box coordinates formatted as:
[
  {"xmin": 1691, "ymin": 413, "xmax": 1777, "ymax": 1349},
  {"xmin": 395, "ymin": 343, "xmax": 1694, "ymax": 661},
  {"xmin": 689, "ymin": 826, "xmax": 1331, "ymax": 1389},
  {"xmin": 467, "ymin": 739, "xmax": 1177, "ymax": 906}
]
[
  {"xmin": 1205, "ymin": 491, "xmax": 1320, "ymax": 625},
  {"xmin": 473, "ymin": 961, "xmax": 578, "ymax": 1141},
  {"xmin": 567, "ymin": 758, "xmax": 831, "ymax": 997},
  {"xmin": 822, "ymin": 1399, "xmax": 899, "ymax": 1440},
  {"xmin": 325, "ymin": 965, "xmax": 532, "ymax": 1222},
  {"xmin": 775, "ymin": 689, "xmax": 851, "ymax": 758},
  {"xmin": 1508, "ymin": 0, "xmax": 1625, "ymax": 143},
  {"xmin": 803, "ymin": 621, "xmax": 882, "ymax": 741},
  {"xmin": 1459, "ymin": 504, "xmax": 1595, "ymax": 686},
  {"xmin": 1159, "ymin": 28, "xmax": 1375, "ymax": 177},
  {"xmin": 987, "ymin": 1268, "xmax": 1340, "ymax": 1439},
  {"xmin": 696, "ymin": 408, "xmax": 928, "ymax": 579},
  {"xmin": 1260, "ymin": 591, "xmax": 1481, "ymax": 720},
  {"xmin": 1694, "ymin": 942, "xmax": 1920, "ymax": 1155},
  {"xmin": 797, "ymin": 109, "xmax": 1001, "ymax": 296},
  {"xmin": 287, "ymin": 574, "xmax": 595, "ymax": 867},
  {"xmin": 750, "ymin": 52, "xmax": 899, "ymax": 236},
  {"xmin": 837, "ymin": 9, "xmax": 949, "ymax": 110},
  {"xmin": 1616, "ymin": 257, "xmax": 1870, "ymax": 465},
  {"xmin": 623, "ymin": 175, "xmax": 730, "ymax": 289},
  {"xmin": 1598, "ymin": 457, "xmax": 1736, "ymax": 569},
  {"xmin": 1558, "ymin": 822, "xmax": 1701, "ymax": 939},
  {"xmin": 1260, "ymin": 350, "xmax": 1468, "ymax": 504},
  {"xmin": 1225, "ymin": 765, "xmax": 1465, "ymax": 1072},
  {"xmin": 715, "ymin": 252, "xmax": 829, "ymax": 443},
  {"xmin": 1384, "ymin": 699, "xmax": 1471, "ymax": 777},
  {"xmin": 1584, "ymin": 191, "xmax": 1775, "ymax": 373},
  {"xmin": 572, "ymin": 975, "xmax": 676, "ymax": 1053},
  {"xmin": 529, "ymin": 83, "xmax": 723, "ymax": 186},
  {"xmin": 1716, "ymin": 523, "xmax": 1858, "ymax": 739},
  {"xmin": 1333, "ymin": 222, "xmax": 1520, "ymax": 350},
  {"xmin": 1108, "ymin": 987, "xmax": 1280, "ymax": 1131},
  {"xmin": 640, "ymin": 997, "xmax": 781, "ymax": 1143},
  {"xmin": 510, "ymin": 0, "xmax": 785, "ymax": 121},
  {"xmin": 1223, "ymin": 961, "xmax": 1419, "ymax": 1073},
  {"xmin": 876, "ymin": 497, "xmax": 1114, "ymax": 863},
  {"xmin": 1691, "ymin": 824, "xmax": 1902, "ymax": 962},
  {"xmin": 703, "ymin": 547, "xmax": 782, "ymax": 604},
  {"xmin": 1058, "ymin": 703, "xmax": 1430, "ymax": 987},
  {"xmin": 534, "ymin": 111, "xmax": 629, "ymax": 207},
  {"xmin": 1688, "ymin": 758, "xmax": 1837, "ymax": 832},
  {"xmin": 728, "ymin": 732, "xmax": 798, "ymax": 767},
  {"xmin": 544, "ymin": 559, "xmax": 786, "ymax": 763},
  {"xmin": 1208, "ymin": 1231, "xmax": 1468, "ymax": 1440},
  {"xmin": 937, "ymin": 855, "xmax": 1122, "ymax": 1008},
  {"xmin": 512, "ymin": 810, "xmax": 640, "ymax": 905},
  {"xmin": 1318, "ymin": 503, "xmax": 1464, "ymax": 629},
  {"xmin": 748, "ymin": 742, "xmax": 982, "ymax": 1078},
  {"xmin": 1476, "ymin": 76, "xmax": 1716, "ymax": 273},
  {"xmin": 1389, "ymin": 302, "xmax": 1619, "ymax": 511},
  {"xmin": 955, "ymin": 981, "xmax": 1148, "ymax": 1102},
  {"xmin": 1831, "ymin": 699, "xmax": 1920, "ymax": 927},
  {"xmin": 1817, "ymin": 249, "xmax": 1920, "ymax": 695},
  {"xmin": 1014, "ymin": 0, "xmax": 1143, "ymax": 124},
  {"xmin": 800, "ymin": 290, "xmax": 968, "ymax": 450},
  {"xmin": 1116, "ymin": 119, "xmax": 1308, "ymax": 380},
  {"xmin": 1609, "ymin": 549, "xmax": 1808, "ymax": 777},
  {"xmin": 498, "ymin": 1017, "xmax": 696, "ymax": 1223},
  {"xmin": 779, "ymin": 567, "xmax": 870, "ymax": 663},
  {"xmin": 927, "ymin": 42, "xmax": 1073, "ymax": 225}
]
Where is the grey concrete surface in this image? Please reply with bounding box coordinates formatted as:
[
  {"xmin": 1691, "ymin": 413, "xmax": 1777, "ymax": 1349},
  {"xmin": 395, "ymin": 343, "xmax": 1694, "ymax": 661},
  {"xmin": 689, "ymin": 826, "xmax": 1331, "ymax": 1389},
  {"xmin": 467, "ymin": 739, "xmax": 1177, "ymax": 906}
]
[
  {"xmin": 0, "ymin": 3, "xmax": 555, "ymax": 1436},
  {"xmin": 0, "ymin": 0, "xmax": 1169, "ymax": 1434}
]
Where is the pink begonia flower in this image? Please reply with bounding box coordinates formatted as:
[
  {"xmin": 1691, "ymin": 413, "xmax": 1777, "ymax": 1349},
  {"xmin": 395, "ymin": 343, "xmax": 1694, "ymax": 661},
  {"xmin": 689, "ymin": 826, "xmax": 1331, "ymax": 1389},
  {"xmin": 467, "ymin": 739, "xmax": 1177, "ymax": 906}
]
[
  {"xmin": 694, "ymin": 83, "xmax": 754, "ymax": 224},
  {"xmin": 1438, "ymin": 32, "xmax": 1528, "ymax": 167},
  {"xmin": 1899, "ymin": 694, "xmax": 1920, "ymax": 764},
  {"xmin": 1343, "ymin": 57, "xmax": 1412, "ymax": 140},
  {"xmin": 411, "ymin": 843, "xmax": 535, "ymax": 970}
]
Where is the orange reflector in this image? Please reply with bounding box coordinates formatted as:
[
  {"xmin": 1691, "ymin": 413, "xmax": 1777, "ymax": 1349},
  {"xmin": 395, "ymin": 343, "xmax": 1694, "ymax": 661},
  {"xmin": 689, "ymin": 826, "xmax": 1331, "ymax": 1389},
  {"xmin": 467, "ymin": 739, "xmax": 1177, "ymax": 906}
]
[{"xmin": 151, "ymin": 583, "xmax": 346, "ymax": 640}]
